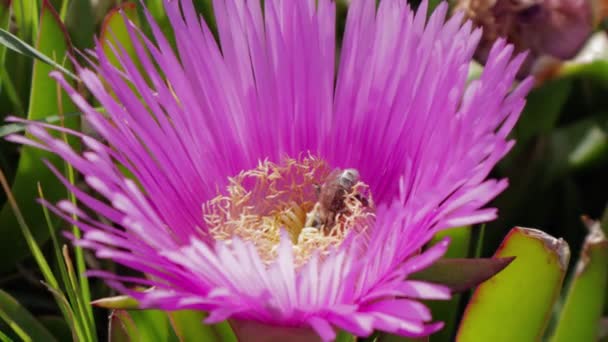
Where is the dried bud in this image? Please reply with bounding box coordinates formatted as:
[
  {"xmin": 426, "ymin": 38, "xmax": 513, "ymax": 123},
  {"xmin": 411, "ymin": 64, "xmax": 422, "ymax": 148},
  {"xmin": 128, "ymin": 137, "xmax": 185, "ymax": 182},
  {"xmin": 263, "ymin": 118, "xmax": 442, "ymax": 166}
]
[{"xmin": 457, "ymin": 0, "xmax": 594, "ymax": 76}]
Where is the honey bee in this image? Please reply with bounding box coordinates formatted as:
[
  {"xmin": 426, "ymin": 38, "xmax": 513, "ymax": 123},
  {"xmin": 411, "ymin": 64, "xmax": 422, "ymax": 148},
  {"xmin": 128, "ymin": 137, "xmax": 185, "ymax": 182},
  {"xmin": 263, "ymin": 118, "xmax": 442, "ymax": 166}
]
[{"xmin": 305, "ymin": 168, "xmax": 367, "ymax": 230}]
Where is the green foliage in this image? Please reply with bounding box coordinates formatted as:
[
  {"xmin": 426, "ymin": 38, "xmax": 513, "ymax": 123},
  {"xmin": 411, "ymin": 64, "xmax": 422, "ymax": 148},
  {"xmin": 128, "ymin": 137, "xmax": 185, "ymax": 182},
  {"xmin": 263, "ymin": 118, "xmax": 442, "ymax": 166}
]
[
  {"xmin": 0, "ymin": 290, "xmax": 57, "ymax": 342},
  {"xmin": 550, "ymin": 221, "xmax": 608, "ymax": 341},
  {"xmin": 64, "ymin": 0, "xmax": 95, "ymax": 48},
  {"xmin": 0, "ymin": 0, "xmax": 78, "ymax": 272},
  {"xmin": 0, "ymin": 1, "xmax": 606, "ymax": 342},
  {"xmin": 457, "ymin": 227, "xmax": 570, "ymax": 341},
  {"xmin": 100, "ymin": 2, "xmax": 141, "ymax": 71},
  {"xmin": 109, "ymin": 309, "xmax": 237, "ymax": 342},
  {"xmin": 12, "ymin": 0, "xmax": 39, "ymax": 44},
  {"xmin": 0, "ymin": 28, "xmax": 77, "ymax": 80}
]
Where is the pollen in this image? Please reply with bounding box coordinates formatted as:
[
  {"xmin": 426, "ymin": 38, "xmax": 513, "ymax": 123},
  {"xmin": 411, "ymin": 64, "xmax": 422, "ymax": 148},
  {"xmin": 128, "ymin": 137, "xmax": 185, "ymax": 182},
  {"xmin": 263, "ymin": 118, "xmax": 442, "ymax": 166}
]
[{"xmin": 203, "ymin": 155, "xmax": 375, "ymax": 266}]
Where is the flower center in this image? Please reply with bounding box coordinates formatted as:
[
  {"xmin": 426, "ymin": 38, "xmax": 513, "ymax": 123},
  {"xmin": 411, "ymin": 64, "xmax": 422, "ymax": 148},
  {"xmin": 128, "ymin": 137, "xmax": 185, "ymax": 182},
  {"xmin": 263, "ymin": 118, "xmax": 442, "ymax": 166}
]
[{"xmin": 203, "ymin": 155, "xmax": 375, "ymax": 266}]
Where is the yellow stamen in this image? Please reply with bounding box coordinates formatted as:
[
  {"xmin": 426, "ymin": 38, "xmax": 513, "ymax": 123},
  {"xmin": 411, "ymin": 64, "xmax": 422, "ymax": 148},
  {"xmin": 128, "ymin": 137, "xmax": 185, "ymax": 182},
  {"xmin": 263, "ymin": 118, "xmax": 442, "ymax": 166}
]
[{"xmin": 203, "ymin": 155, "xmax": 375, "ymax": 266}]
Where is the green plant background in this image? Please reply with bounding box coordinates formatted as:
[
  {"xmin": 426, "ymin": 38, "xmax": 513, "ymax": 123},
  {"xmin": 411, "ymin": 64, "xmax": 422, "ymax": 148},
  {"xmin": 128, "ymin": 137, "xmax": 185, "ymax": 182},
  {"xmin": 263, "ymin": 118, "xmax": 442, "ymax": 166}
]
[{"xmin": 0, "ymin": 0, "xmax": 606, "ymax": 341}]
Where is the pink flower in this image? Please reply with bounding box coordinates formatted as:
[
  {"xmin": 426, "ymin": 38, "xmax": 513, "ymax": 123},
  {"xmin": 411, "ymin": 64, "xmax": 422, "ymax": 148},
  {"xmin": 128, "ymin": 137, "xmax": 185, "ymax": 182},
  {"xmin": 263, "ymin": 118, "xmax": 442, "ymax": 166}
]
[{"xmin": 7, "ymin": 0, "xmax": 532, "ymax": 340}]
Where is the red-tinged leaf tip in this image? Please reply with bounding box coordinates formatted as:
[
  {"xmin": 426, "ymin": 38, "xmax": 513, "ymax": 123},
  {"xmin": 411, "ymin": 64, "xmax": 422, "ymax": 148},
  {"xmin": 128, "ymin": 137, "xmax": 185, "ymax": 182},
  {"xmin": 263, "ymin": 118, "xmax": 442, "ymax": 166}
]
[
  {"xmin": 37, "ymin": 0, "xmax": 74, "ymax": 55},
  {"xmin": 100, "ymin": 2, "xmax": 138, "ymax": 40},
  {"xmin": 575, "ymin": 217, "xmax": 607, "ymax": 276},
  {"xmin": 409, "ymin": 257, "xmax": 515, "ymax": 293},
  {"xmin": 497, "ymin": 227, "xmax": 570, "ymax": 270}
]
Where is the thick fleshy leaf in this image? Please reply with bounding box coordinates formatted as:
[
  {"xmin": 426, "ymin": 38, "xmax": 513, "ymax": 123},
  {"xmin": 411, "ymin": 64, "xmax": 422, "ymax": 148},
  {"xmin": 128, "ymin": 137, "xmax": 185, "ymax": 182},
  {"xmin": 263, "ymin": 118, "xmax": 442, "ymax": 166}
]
[
  {"xmin": 0, "ymin": 290, "xmax": 57, "ymax": 342},
  {"xmin": 457, "ymin": 227, "xmax": 570, "ymax": 341},
  {"xmin": 550, "ymin": 219, "xmax": 608, "ymax": 342},
  {"xmin": 0, "ymin": 0, "xmax": 78, "ymax": 272},
  {"xmin": 409, "ymin": 257, "xmax": 514, "ymax": 293}
]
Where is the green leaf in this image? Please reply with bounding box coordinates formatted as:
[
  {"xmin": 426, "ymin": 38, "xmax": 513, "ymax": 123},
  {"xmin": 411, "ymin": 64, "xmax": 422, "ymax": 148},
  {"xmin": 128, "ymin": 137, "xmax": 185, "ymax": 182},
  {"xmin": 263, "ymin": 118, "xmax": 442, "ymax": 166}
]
[
  {"xmin": 0, "ymin": 0, "xmax": 78, "ymax": 272},
  {"xmin": 515, "ymin": 79, "xmax": 572, "ymax": 144},
  {"xmin": 110, "ymin": 310, "xmax": 178, "ymax": 342},
  {"xmin": 169, "ymin": 310, "xmax": 237, "ymax": 342},
  {"xmin": 64, "ymin": 0, "xmax": 95, "ymax": 48},
  {"xmin": 550, "ymin": 220, "xmax": 608, "ymax": 342},
  {"xmin": 567, "ymin": 125, "xmax": 608, "ymax": 168},
  {"xmin": 0, "ymin": 329, "xmax": 15, "ymax": 342},
  {"xmin": 0, "ymin": 0, "xmax": 24, "ymax": 114},
  {"xmin": 430, "ymin": 226, "xmax": 471, "ymax": 259},
  {"xmin": 410, "ymin": 257, "xmax": 514, "ymax": 293},
  {"xmin": 560, "ymin": 60, "xmax": 608, "ymax": 84},
  {"xmin": 39, "ymin": 316, "xmax": 73, "ymax": 341},
  {"xmin": 193, "ymin": 0, "xmax": 216, "ymax": 35},
  {"xmin": 334, "ymin": 332, "xmax": 357, "ymax": 342},
  {"xmin": 0, "ymin": 289, "xmax": 57, "ymax": 342},
  {"xmin": 0, "ymin": 28, "xmax": 77, "ymax": 80},
  {"xmin": 12, "ymin": 0, "xmax": 39, "ymax": 43},
  {"xmin": 140, "ymin": 0, "xmax": 176, "ymax": 50},
  {"xmin": 100, "ymin": 2, "xmax": 141, "ymax": 71},
  {"xmin": 456, "ymin": 227, "xmax": 570, "ymax": 341},
  {"xmin": 108, "ymin": 307, "xmax": 237, "ymax": 342}
]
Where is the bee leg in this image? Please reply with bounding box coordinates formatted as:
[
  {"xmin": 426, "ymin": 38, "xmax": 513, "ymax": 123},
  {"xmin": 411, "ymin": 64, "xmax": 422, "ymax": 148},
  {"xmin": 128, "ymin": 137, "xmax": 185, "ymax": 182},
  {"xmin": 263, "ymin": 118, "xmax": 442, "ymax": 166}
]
[
  {"xmin": 313, "ymin": 183, "xmax": 321, "ymax": 198},
  {"xmin": 304, "ymin": 203, "xmax": 322, "ymax": 229},
  {"xmin": 354, "ymin": 194, "xmax": 369, "ymax": 208}
]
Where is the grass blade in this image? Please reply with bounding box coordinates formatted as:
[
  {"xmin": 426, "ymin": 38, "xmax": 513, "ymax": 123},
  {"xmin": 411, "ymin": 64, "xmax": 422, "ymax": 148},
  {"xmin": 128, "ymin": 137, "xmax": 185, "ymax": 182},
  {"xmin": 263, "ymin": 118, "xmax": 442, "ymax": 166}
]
[
  {"xmin": 0, "ymin": 111, "xmax": 83, "ymax": 137},
  {"xmin": 550, "ymin": 219, "xmax": 608, "ymax": 341},
  {"xmin": 0, "ymin": 0, "xmax": 79, "ymax": 272},
  {"xmin": 12, "ymin": 0, "xmax": 39, "ymax": 43},
  {"xmin": 0, "ymin": 28, "xmax": 77, "ymax": 80},
  {"xmin": 0, "ymin": 289, "xmax": 57, "ymax": 342},
  {"xmin": 0, "ymin": 0, "xmax": 25, "ymax": 114}
]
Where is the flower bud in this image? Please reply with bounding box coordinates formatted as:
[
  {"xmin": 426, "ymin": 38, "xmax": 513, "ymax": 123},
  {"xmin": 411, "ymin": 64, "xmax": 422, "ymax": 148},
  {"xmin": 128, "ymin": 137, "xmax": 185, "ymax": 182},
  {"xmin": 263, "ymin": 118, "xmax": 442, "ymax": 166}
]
[{"xmin": 456, "ymin": 0, "xmax": 594, "ymax": 76}]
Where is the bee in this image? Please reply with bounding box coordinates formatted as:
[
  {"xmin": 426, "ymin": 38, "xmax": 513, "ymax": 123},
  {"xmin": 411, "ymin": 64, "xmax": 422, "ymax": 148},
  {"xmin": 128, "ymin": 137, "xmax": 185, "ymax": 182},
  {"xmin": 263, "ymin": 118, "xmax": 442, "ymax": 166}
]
[{"xmin": 305, "ymin": 168, "xmax": 367, "ymax": 230}]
